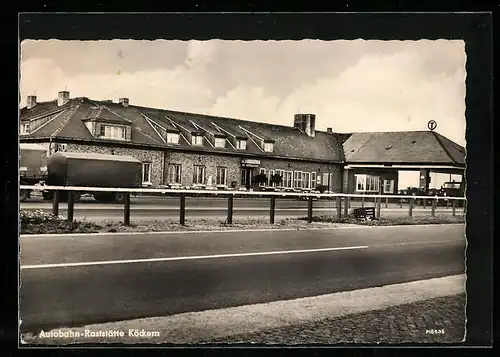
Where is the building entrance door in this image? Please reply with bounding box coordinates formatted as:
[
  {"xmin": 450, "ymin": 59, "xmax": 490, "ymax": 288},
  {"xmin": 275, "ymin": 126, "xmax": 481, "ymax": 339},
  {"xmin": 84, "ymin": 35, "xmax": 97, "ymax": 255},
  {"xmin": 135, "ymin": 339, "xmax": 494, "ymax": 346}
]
[{"xmin": 241, "ymin": 168, "xmax": 254, "ymax": 189}]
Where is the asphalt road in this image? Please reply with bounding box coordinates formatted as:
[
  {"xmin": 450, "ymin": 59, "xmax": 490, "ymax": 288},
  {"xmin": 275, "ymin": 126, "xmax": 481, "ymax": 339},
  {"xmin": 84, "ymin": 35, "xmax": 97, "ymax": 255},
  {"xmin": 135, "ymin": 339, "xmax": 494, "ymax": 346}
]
[
  {"xmin": 20, "ymin": 224, "xmax": 465, "ymax": 332},
  {"xmin": 20, "ymin": 195, "xmax": 464, "ymax": 220}
]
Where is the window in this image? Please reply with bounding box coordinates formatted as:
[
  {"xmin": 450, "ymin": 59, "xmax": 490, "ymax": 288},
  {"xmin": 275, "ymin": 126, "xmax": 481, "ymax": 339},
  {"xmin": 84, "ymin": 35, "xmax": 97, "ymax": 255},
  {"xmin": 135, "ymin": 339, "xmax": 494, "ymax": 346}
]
[
  {"xmin": 311, "ymin": 172, "xmax": 317, "ymax": 189},
  {"xmin": 268, "ymin": 169, "xmax": 275, "ymax": 187},
  {"xmin": 236, "ymin": 139, "xmax": 247, "ymax": 150},
  {"xmin": 142, "ymin": 162, "xmax": 151, "ymax": 184},
  {"xmin": 166, "ymin": 132, "xmax": 180, "ymax": 144},
  {"xmin": 214, "ymin": 137, "xmax": 226, "ymax": 148},
  {"xmin": 259, "ymin": 168, "xmax": 266, "ymax": 187},
  {"xmin": 383, "ymin": 179, "xmax": 395, "ymax": 193},
  {"xmin": 20, "ymin": 122, "xmax": 30, "ymax": 135},
  {"xmin": 241, "ymin": 169, "xmax": 247, "ymax": 186},
  {"xmin": 192, "ymin": 135, "xmax": 203, "ymax": 146},
  {"xmin": 276, "ymin": 169, "xmax": 284, "ymax": 187},
  {"xmin": 100, "ymin": 124, "xmax": 126, "ymax": 140},
  {"xmin": 355, "ymin": 174, "xmax": 381, "ymax": 192},
  {"xmin": 168, "ymin": 164, "xmax": 181, "ymax": 184},
  {"xmin": 283, "ymin": 171, "xmax": 293, "ymax": 188},
  {"xmin": 193, "ymin": 165, "xmax": 205, "ymax": 184},
  {"xmin": 264, "ymin": 142, "xmax": 274, "ymax": 152},
  {"xmin": 294, "ymin": 171, "xmax": 303, "ymax": 188},
  {"xmin": 301, "ymin": 172, "xmax": 311, "ymax": 189},
  {"xmin": 216, "ymin": 167, "xmax": 227, "ymax": 185}
]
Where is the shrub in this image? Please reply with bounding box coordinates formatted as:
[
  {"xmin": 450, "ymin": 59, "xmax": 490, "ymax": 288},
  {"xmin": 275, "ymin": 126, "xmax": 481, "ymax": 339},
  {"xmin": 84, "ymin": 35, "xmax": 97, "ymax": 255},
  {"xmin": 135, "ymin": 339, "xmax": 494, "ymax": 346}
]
[
  {"xmin": 20, "ymin": 209, "xmax": 63, "ymax": 225},
  {"xmin": 316, "ymin": 184, "xmax": 328, "ymax": 193}
]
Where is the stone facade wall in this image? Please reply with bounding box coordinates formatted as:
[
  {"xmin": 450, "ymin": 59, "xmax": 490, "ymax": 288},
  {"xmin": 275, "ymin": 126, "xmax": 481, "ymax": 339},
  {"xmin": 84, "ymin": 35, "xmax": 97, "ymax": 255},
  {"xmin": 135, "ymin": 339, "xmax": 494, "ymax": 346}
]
[{"xmin": 164, "ymin": 151, "xmax": 241, "ymax": 187}]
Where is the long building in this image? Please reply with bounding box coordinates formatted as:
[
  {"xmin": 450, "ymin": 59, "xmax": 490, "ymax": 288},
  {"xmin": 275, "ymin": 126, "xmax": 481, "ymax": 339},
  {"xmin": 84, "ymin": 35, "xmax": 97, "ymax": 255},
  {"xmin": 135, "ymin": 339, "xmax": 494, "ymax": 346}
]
[{"xmin": 19, "ymin": 91, "xmax": 466, "ymax": 194}]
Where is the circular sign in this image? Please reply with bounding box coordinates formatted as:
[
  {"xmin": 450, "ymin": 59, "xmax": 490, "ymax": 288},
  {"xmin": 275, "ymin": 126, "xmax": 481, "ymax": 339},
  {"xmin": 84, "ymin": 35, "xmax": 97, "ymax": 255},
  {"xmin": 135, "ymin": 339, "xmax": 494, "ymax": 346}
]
[{"xmin": 428, "ymin": 120, "xmax": 437, "ymax": 131}]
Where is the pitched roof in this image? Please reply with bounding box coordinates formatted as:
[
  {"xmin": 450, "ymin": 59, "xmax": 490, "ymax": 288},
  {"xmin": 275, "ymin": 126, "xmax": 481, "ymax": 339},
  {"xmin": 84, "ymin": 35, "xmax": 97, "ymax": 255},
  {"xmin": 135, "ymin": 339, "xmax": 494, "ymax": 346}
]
[
  {"xmin": 342, "ymin": 131, "xmax": 465, "ymax": 166},
  {"xmin": 19, "ymin": 97, "xmax": 344, "ymax": 162}
]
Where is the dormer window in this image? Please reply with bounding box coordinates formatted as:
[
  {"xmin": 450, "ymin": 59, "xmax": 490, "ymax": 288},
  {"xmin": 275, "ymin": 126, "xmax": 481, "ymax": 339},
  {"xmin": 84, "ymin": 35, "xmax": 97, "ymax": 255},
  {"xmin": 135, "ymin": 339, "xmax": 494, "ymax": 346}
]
[
  {"xmin": 20, "ymin": 122, "xmax": 30, "ymax": 135},
  {"xmin": 166, "ymin": 132, "xmax": 180, "ymax": 144},
  {"xmin": 236, "ymin": 139, "xmax": 247, "ymax": 150},
  {"xmin": 99, "ymin": 124, "xmax": 126, "ymax": 140},
  {"xmin": 192, "ymin": 135, "xmax": 203, "ymax": 146},
  {"xmin": 264, "ymin": 142, "xmax": 274, "ymax": 152},
  {"xmin": 214, "ymin": 137, "xmax": 226, "ymax": 148}
]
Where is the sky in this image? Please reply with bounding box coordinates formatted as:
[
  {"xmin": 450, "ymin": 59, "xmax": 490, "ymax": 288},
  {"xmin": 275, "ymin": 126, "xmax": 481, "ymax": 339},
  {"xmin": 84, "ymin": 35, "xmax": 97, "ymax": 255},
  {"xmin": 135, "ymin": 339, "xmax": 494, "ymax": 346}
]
[{"xmin": 19, "ymin": 39, "xmax": 466, "ymax": 188}]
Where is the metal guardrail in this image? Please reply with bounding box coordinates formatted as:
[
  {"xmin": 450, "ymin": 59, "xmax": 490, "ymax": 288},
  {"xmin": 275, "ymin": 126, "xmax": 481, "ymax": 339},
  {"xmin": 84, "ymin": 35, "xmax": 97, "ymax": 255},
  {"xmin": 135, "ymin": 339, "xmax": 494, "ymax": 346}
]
[{"xmin": 19, "ymin": 185, "xmax": 467, "ymax": 226}]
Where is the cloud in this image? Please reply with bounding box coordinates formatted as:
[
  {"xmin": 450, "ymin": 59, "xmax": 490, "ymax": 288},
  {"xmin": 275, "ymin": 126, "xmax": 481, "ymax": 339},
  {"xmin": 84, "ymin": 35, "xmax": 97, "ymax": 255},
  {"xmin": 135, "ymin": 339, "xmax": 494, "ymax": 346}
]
[{"xmin": 19, "ymin": 39, "xmax": 466, "ymax": 146}]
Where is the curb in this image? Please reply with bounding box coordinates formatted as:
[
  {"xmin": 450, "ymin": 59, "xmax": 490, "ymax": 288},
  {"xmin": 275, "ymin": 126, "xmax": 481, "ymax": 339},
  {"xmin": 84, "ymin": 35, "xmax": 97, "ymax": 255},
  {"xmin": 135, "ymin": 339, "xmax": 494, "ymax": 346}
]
[
  {"xmin": 19, "ymin": 223, "xmax": 465, "ymax": 238},
  {"xmin": 21, "ymin": 274, "xmax": 466, "ymax": 345}
]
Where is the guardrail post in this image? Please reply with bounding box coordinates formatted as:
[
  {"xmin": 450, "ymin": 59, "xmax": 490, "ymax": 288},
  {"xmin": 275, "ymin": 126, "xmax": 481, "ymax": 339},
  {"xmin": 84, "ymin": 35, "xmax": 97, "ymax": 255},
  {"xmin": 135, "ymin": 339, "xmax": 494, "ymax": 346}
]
[
  {"xmin": 343, "ymin": 197, "xmax": 349, "ymax": 217},
  {"xmin": 270, "ymin": 196, "xmax": 276, "ymax": 224},
  {"xmin": 123, "ymin": 193, "xmax": 131, "ymax": 226},
  {"xmin": 361, "ymin": 194, "xmax": 364, "ymax": 208},
  {"xmin": 452, "ymin": 199, "xmax": 456, "ymax": 216},
  {"xmin": 307, "ymin": 196, "xmax": 313, "ymax": 223},
  {"xmin": 385, "ymin": 196, "xmax": 388, "ymax": 208},
  {"xmin": 336, "ymin": 197, "xmax": 342, "ymax": 219},
  {"xmin": 52, "ymin": 190, "xmax": 60, "ymax": 216},
  {"xmin": 408, "ymin": 197, "xmax": 414, "ymax": 217},
  {"xmin": 227, "ymin": 195, "xmax": 234, "ymax": 224},
  {"xmin": 400, "ymin": 198, "xmax": 403, "ymax": 208},
  {"xmin": 423, "ymin": 197, "xmax": 426, "ymax": 209},
  {"xmin": 431, "ymin": 197, "xmax": 436, "ymax": 217},
  {"xmin": 179, "ymin": 193, "xmax": 186, "ymax": 226},
  {"xmin": 376, "ymin": 196, "xmax": 381, "ymax": 219},
  {"xmin": 66, "ymin": 191, "xmax": 74, "ymax": 222}
]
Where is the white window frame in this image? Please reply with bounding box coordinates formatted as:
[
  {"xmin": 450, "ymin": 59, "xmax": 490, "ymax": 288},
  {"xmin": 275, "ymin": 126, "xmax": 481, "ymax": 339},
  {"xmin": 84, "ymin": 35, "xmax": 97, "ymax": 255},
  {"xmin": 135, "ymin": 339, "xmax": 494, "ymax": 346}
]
[
  {"xmin": 301, "ymin": 172, "xmax": 310, "ymax": 189},
  {"xmin": 284, "ymin": 171, "xmax": 293, "ymax": 188},
  {"xmin": 268, "ymin": 169, "xmax": 276, "ymax": 187},
  {"xmin": 216, "ymin": 167, "xmax": 228, "ymax": 186},
  {"xmin": 259, "ymin": 168, "xmax": 266, "ymax": 187},
  {"xmin": 214, "ymin": 137, "xmax": 226, "ymax": 148},
  {"xmin": 166, "ymin": 132, "xmax": 180, "ymax": 144},
  {"xmin": 193, "ymin": 165, "xmax": 205, "ymax": 184},
  {"xmin": 276, "ymin": 169, "xmax": 284, "ymax": 188},
  {"xmin": 383, "ymin": 179, "xmax": 395, "ymax": 193},
  {"xmin": 263, "ymin": 142, "xmax": 274, "ymax": 152},
  {"xmin": 311, "ymin": 172, "xmax": 317, "ymax": 189},
  {"xmin": 294, "ymin": 171, "xmax": 303, "ymax": 189},
  {"xmin": 100, "ymin": 124, "xmax": 127, "ymax": 140},
  {"xmin": 142, "ymin": 162, "xmax": 152, "ymax": 184},
  {"xmin": 192, "ymin": 135, "xmax": 203, "ymax": 146},
  {"xmin": 355, "ymin": 174, "xmax": 380, "ymax": 193},
  {"xmin": 168, "ymin": 164, "xmax": 181, "ymax": 184},
  {"xmin": 236, "ymin": 139, "xmax": 247, "ymax": 150},
  {"xmin": 20, "ymin": 122, "xmax": 30, "ymax": 135}
]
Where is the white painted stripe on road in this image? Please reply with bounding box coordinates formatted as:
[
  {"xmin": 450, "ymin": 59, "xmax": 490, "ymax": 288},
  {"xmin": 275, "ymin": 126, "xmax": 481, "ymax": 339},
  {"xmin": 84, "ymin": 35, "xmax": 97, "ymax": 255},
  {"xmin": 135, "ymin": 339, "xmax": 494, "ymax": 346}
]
[
  {"xmin": 22, "ymin": 274, "xmax": 466, "ymax": 344},
  {"xmin": 19, "ymin": 223, "xmax": 465, "ymax": 238},
  {"xmin": 20, "ymin": 245, "xmax": 369, "ymax": 270}
]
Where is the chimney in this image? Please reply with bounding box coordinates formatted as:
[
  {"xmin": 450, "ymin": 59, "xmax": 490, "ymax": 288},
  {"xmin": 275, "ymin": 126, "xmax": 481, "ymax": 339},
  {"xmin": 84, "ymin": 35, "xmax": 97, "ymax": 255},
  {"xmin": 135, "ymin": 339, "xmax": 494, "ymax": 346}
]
[
  {"xmin": 27, "ymin": 95, "xmax": 37, "ymax": 109},
  {"xmin": 327, "ymin": 127, "xmax": 332, "ymax": 134},
  {"xmin": 58, "ymin": 91, "xmax": 70, "ymax": 106},
  {"xmin": 293, "ymin": 114, "xmax": 316, "ymax": 138},
  {"xmin": 119, "ymin": 98, "xmax": 129, "ymax": 107}
]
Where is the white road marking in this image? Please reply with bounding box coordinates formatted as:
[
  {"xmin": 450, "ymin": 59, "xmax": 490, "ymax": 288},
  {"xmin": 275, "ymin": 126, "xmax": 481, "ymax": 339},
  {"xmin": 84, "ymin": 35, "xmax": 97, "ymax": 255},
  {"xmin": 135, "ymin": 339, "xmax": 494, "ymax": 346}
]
[{"xmin": 20, "ymin": 245, "xmax": 369, "ymax": 270}]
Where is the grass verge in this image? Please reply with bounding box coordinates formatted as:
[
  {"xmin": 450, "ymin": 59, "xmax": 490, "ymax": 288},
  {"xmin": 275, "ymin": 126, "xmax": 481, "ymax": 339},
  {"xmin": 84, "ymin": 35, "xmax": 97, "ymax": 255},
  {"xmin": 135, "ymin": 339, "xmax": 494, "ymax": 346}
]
[{"xmin": 20, "ymin": 209, "xmax": 465, "ymax": 235}]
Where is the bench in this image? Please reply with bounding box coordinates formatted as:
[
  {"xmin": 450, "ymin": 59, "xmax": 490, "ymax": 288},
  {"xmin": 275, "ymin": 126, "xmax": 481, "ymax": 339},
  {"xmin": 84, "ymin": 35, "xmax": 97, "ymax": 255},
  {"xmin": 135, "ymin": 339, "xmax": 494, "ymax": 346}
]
[{"xmin": 353, "ymin": 207, "xmax": 375, "ymax": 220}]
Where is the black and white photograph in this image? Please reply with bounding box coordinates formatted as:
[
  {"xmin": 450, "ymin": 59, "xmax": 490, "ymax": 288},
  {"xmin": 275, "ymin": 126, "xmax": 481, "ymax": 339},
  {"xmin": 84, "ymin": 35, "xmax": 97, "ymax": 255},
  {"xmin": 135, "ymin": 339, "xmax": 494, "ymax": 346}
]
[{"xmin": 17, "ymin": 14, "xmax": 487, "ymax": 347}]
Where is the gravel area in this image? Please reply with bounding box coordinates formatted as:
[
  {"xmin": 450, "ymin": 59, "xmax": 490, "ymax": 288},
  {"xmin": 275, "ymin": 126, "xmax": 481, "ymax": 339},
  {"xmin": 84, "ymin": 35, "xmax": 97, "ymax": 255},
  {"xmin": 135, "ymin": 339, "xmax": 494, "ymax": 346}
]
[{"xmin": 203, "ymin": 294, "xmax": 466, "ymax": 345}]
